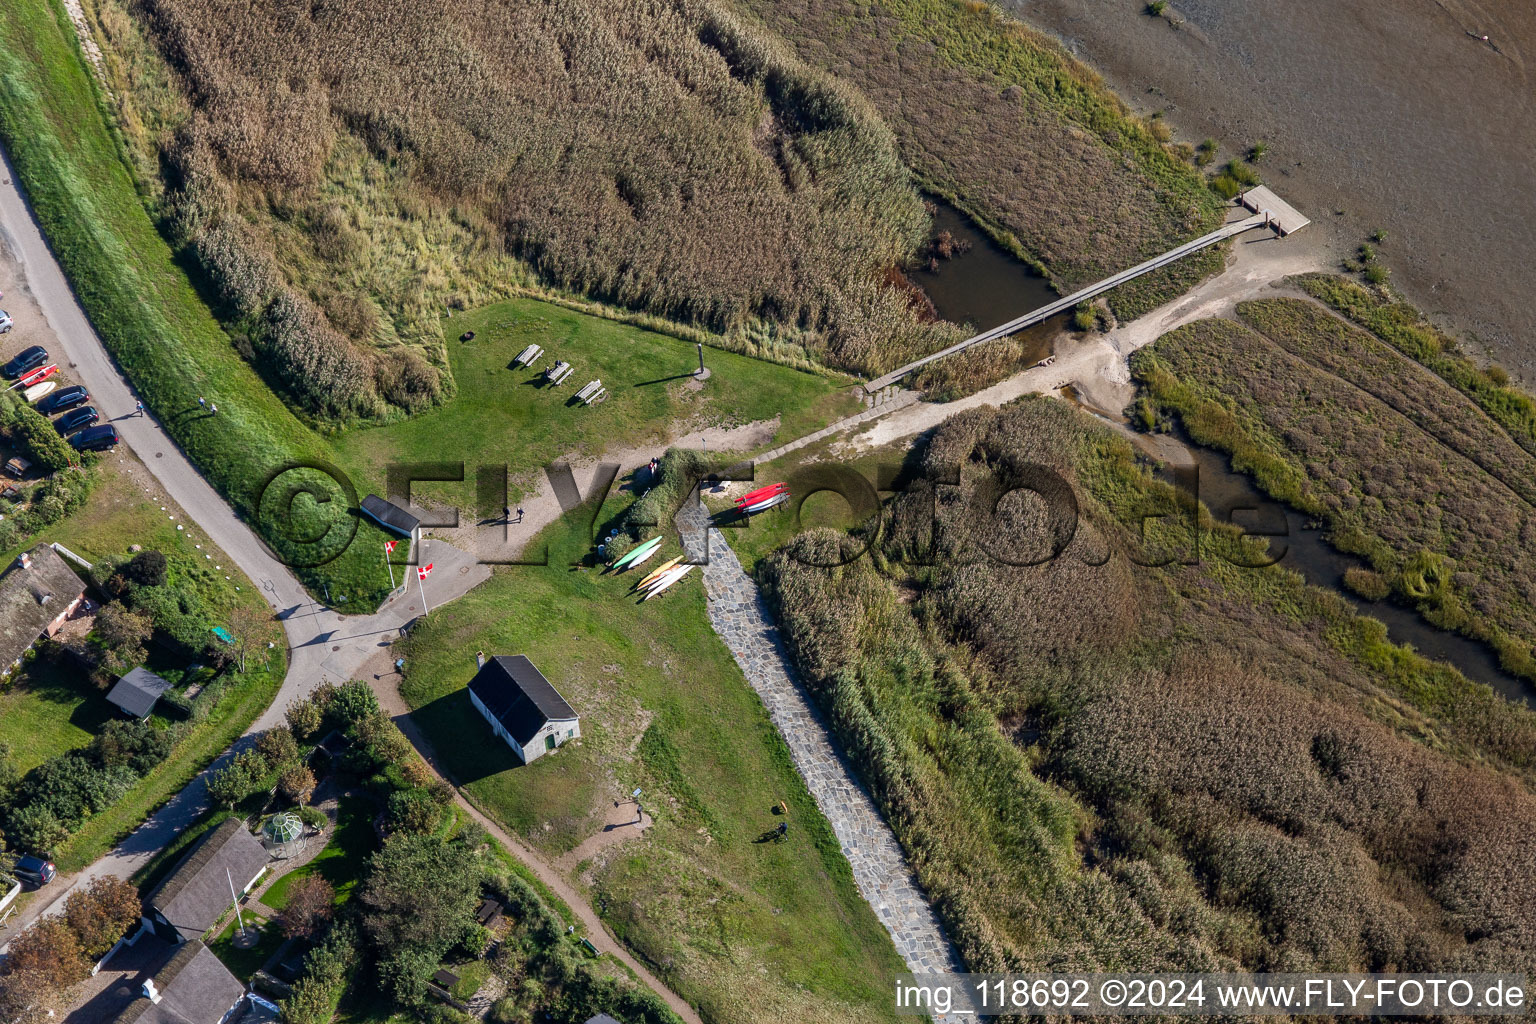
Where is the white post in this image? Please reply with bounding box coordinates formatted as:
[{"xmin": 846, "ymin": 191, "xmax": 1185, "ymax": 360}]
[
  {"xmin": 227, "ymin": 868, "xmax": 246, "ymax": 938},
  {"xmin": 385, "ymin": 546, "xmax": 396, "ymax": 591}
]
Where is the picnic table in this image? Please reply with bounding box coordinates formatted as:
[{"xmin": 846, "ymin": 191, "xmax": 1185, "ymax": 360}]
[
  {"xmin": 3, "ymin": 456, "xmax": 29, "ymax": 478},
  {"xmin": 575, "ymin": 380, "xmax": 607, "ymax": 406},
  {"xmin": 545, "ymin": 361, "xmax": 574, "ymax": 386},
  {"xmin": 514, "ymin": 343, "xmax": 544, "ymax": 368}
]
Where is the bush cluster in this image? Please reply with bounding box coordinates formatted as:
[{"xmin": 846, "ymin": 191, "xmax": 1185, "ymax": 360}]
[{"xmin": 0, "ymin": 467, "xmax": 90, "ymax": 553}]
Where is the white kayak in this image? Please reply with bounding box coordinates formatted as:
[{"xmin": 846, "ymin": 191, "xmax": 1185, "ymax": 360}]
[
  {"xmin": 611, "ymin": 535, "xmax": 662, "ymax": 569},
  {"xmin": 742, "ymin": 491, "xmax": 790, "ymax": 514},
  {"xmin": 643, "ymin": 563, "xmax": 694, "ymax": 600},
  {"xmin": 635, "ymin": 555, "xmax": 683, "ymax": 591},
  {"xmin": 628, "ymin": 542, "xmax": 664, "ymax": 569},
  {"xmin": 23, "ymin": 381, "xmax": 55, "ymax": 404}
]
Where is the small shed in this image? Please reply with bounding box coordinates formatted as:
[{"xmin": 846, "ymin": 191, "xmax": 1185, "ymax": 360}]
[
  {"xmin": 361, "ymin": 494, "xmax": 421, "ymax": 539},
  {"xmin": 107, "ymin": 667, "xmax": 173, "ymax": 719},
  {"xmin": 466, "ymin": 654, "xmax": 580, "ymax": 764}
]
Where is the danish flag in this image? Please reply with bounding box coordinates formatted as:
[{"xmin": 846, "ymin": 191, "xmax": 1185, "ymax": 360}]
[
  {"xmin": 417, "ymin": 563, "xmax": 433, "ymax": 581},
  {"xmin": 384, "ymin": 540, "xmax": 397, "ymax": 554}
]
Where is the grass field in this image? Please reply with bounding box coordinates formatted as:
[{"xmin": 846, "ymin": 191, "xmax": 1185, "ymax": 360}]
[
  {"xmin": 261, "ymin": 797, "xmax": 375, "ymax": 910},
  {"xmin": 0, "ymin": 0, "xmax": 395, "ymax": 606},
  {"xmin": 332, "ymin": 299, "xmax": 861, "ymax": 509},
  {"xmin": 397, "ymin": 508, "xmax": 903, "ymax": 1024},
  {"xmin": 0, "ymin": 659, "xmax": 113, "ymax": 773},
  {"xmin": 208, "ymin": 913, "xmax": 284, "ymax": 981}
]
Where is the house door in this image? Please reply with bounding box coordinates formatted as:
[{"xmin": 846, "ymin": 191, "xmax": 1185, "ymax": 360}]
[{"xmin": 545, "ymin": 734, "xmax": 556, "ymax": 751}]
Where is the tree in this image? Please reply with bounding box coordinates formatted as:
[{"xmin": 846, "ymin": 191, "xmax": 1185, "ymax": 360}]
[
  {"xmin": 278, "ymin": 876, "xmax": 334, "ymax": 940},
  {"xmin": 330, "ymin": 681, "xmax": 380, "ymax": 729},
  {"xmin": 123, "ymin": 550, "xmax": 168, "ymax": 587},
  {"xmin": 359, "ymin": 834, "xmax": 479, "ymax": 1000},
  {"xmin": 225, "ymin": 601, "xmax": 271, "ymax": 673},
  {"xmin": 278, "ymin": 764, "xmax": 316, "ymax": 805},
  {"xmin": 0, "ymin": 968, "xmax": 59, "ymax": 1024},
  {"xmin": 7, "ymin": 804, "xmax": 68, "ymax": 856},
  {"xmin": 353, "ymin": 711, "xmax": 412, "ymax": 767},
  {"xmin": 256, "ymin": 726, "xmax": 299, "ymax": 768},
  {"xmin": 89, "ymin": 604, "xmax": 153, "ymax": 679},
  {"xmin": 286, "ymin": 698, "xmax": 322, "ymax": 740},
  {"xmin": 63, "ymin": 877, "xmax": 141, "ymax": 958},
  {"xmin": 205, "ymin": 748, "xmax": 269, "ymax": 808},
  {"xmin": 384, "ymin": 789, "xmax": 442, "ymax": 835},
  {"xmin": 4, "ymin": 919, "xmax": 89, "ymax": 992}
]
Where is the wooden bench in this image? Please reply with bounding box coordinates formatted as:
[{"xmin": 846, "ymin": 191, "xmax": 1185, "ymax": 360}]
[
  {"xmin": 545, "ymin": 361, "xmax": 574, "ymax": 386},
  {"xmin": 513, "ymin": 343, "xmax": 544, "ymax": 367}
]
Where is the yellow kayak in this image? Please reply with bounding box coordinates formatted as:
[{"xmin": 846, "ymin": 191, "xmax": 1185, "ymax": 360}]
[{"xmin": 634, "ymin": 555, "xmax": 683, "ymax": 591}]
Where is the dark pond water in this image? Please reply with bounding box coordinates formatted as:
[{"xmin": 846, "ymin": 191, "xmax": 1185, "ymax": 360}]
[
  {"xmin": 908, "ymin": 198, "xmax": 1062, "ymax": 362},
  {"xmin": 1170, "ymin": 444, "xmax": 1535, "ymax": 708}
]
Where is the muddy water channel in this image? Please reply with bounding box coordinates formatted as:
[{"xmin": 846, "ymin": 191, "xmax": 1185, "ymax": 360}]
[
  {"xmin": 909, "ymin": 198, "xmax": 1062, "ymax": 362},
  {"xmin": 1166, "ymin": 443, "xmax": 1536, "ymax": 708}
]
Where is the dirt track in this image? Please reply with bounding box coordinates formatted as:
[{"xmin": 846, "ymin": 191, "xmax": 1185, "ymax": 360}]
[{"xmin": 1009, "ymin": 0, "xmax": 1536, "ymax": 377}]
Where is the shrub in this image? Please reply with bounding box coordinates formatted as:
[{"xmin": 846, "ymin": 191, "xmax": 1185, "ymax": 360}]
[
  {"xmin": 277, "ymin": 876, "xmax": 334, "ymax": 940},
  {"xmin": 329, "ymin": 681, "xmax": 380, "ymax": 730},
  {"xmin": 384, "ymin": 788, "xmax": 443, "ymax": 835},
  {"xmin": 1364, "ymin": 264, "xmax": 1390, "ymax": 285},
  {"xmin": 285, "ymin": 699, "xmax": 322, "ymax": 740},
  {"xmin": 1209, "ymin": 174, "xmax": 1241, "ymax": 200},
  {"xmin": 278, "ymin": 765, "xmax": 316, "ymax": 805},
  {"xmin": 1146, "ymin": 0, "xmax": 1168, "ymax": 14},
  {"xmin": 1196, "ymin": 138, "xmax": 1218, "ymax": 166},
  {"xmin": 123, "ymin": 550, "xmax": 168, "ymax": 586},
  {"xmin": 296, "ymin": 805, "xmax": 328, "ymax": 829},
  {"xmin": 281, "ymin": 921, "xmax": 359, "ymax": 1024},
  {"xmin": 1072, "ymin": 303, "xmax": 1097, "ymax": 332},
  {"xmin": 1343, "ymin": 566, "xmax": 1392, "ymax": 602},
  {"xmin": 1, "ymin": 397, "xmax": 76, "ymax": 472},
  {"xmin": 256, "ymin": 727, "xmax": 300, "ymax": 768},
  {"xmin": 205, "ymin": 749, "xmax": 270, "ymax": 808}
]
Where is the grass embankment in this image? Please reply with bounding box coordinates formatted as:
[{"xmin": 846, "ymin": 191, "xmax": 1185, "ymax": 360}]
[
  {"xmin": 737, "ymin": 0, "xmax": 1228, "ymax": 316},
  {"xmin": 332, "ymin": 299, "xmax": 860, "ymax": 510},
  {"xmin": 1135, "ymin": 298, "xmax": 1536, "ymax": 687},
  {"xmin": 761, "ymin": 397, "xmax": 1536, "ymax": 981},
  {"xmin": 0, "ymin": 0, "xmax": 394, "ymax": 606},
  {"xmin": 397, "ymin": 510, "xmax": 903, "ymax": 1024},
  {"xmin": 0, "ymin": 454, "xmax": 286, "ymax": 871}
]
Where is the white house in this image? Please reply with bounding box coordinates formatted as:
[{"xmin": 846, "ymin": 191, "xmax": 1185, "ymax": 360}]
[
  {"xmin": 0, "ymin": 544, "xmax": 86, "ymax": 678},
  {"xmin": 466, "ymin": 654, "xmax": 580, "ymax": 764}
]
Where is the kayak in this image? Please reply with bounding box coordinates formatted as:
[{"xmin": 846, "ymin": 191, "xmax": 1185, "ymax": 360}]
[
  {"xmin": 736, "ymin": 482, "xmax": 787, "ymax": 507},
  {"xmin": 611, "ymin": 535, "xmax": 662, "ymax": 569},
  {"xmin": 23, "ymin": 381, "xmax": 55, "ymax": 404},
  {"xmin": 635, "ymin": 555, "xmax": 683, "ymax": 591},
  {"xmin": 19, "ymin": 363, "xmax": 57, "ymax": 388},
  {"xmin": 643, "ymin": 563, "xmax": 694, "ymax": 600},
  {"xmin": 742, "ymin": 491, "xmax": 790, "ymax": 514},
  {"xmin": 628, "ymin": 542, "xmax": 663, "ymax": 569}
]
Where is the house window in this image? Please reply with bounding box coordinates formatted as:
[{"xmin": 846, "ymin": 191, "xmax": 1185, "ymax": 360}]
[
  {"xmin": 565, "ymin": 729, "xmax": 574, "ymax": 739},
  {"xmin": 545, "ymin": 734, "xmax": 556, "ymax": 751}
]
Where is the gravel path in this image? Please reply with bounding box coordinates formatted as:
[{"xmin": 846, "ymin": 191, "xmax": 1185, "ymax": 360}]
[{"xmin": 677, "ymin": 504, "xmax": 969, "ymax": 1017}]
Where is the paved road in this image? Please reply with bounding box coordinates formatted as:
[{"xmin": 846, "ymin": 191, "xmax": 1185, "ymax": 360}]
[{"xmin": 0, "ymin": 143, "xmax": 495, "ymax": 941}]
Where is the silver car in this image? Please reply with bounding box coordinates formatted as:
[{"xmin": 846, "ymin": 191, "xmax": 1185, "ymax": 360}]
[{"xmin": 0, "ymin": 310, "xmax": 12, "ymax": 334}]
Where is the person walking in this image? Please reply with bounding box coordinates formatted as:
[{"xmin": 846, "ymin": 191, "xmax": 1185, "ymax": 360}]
[
  {"xmin": 209, "ymin": 403, "xmax": 218, "ymax": 415},
  {"xmin": 198, "ymin": 396, "xmax": 206, "ymax": 409},
  {"xmin": 135, "ymin": 401, "xmax": 144, "ymax": 417},
  {"xmin": 515, "ymin": 506, "xmax": 524, "ymax": 524}
]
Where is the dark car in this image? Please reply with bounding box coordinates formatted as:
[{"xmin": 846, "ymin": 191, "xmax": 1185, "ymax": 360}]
[
  {"xmin": 37, "ymin": 385, "xmax": 89, "ymax": 414},
  {"xmin": 69, "ymin": 423, "xmax": 119, "ymax": 452},
  {"xmin": 12, "ymin": 855, "xmax": 56, "ymax": 887},
  {"xmin": 55, "ymin": 406, "xmax": 100, "ymax": 435},
  {"xmin": 1, "ymin": 345, "xmax": 47, "ymax": 379}
]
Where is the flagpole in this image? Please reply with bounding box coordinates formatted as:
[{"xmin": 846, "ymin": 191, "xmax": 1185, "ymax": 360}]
[
  {"xmin": 418, "ymin": 569, "xmax": 431, "ymax": 616},
  {"xmin": 385, "ymin": 544, "xmax": 397, "ymax": 591},
  {"xmin": 227, "ymin": 867, "xmax": 246, "ymax": 938}
]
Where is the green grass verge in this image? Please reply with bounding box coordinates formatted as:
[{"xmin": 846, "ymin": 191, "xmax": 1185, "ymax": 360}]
[
  {"xmin": 0, "ymin": 0, "xmax": 394, "ymax": 606},
  {"xmin": 262, "ymin": 796, "xmax": 375, "ymax": 909},
  {"xmin": 0, "ymin": 658, "xmax": 113, "ymax": 773},
  {"xmin": 332, "ymin": 298, "xmax": 860, "ymax": 509},
  {"xmin": 397, "ymin": 505, "xmax": 903, "ymax": 1024}
]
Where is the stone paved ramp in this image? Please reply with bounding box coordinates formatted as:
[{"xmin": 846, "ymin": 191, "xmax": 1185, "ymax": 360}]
[{"xmin": 679, "ymin": 505, "xmax": 969, "ymax": 1016}]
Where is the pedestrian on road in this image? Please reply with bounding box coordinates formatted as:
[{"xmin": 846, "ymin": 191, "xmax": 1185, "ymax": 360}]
[
  {"xmin": 515, "ymin": 506, "xmax": 524, "ymax": 523},
  {"xmin": 503, "ymin": 505, "xmax": 512, "ymax": 522},
  {"xmin": 135, "ymin": 401, "xmax": 144, "ymax": 416}
]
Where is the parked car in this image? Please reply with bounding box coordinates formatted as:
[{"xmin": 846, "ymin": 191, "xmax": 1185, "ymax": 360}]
[
  {"xmin": 0, "ymin": 310, "xmax": 12, "ymax": 334},
  {"xmin": 70, "ymin": 423, "xmax": 119, "ymax": 452},
  {"xmin": 55, "ymin": 405, "xmax": 100, "ymax": 435},
  {"xmin": 1, "ymin": 345, "xmax": 47, "ymax": 379},
  {"xmin": 12, "ymin": 855, "xmax": 56, "ymax": 887},
  {"xmin": 38, "ymin": 385, "xmax": 89, "ymax": 414}
]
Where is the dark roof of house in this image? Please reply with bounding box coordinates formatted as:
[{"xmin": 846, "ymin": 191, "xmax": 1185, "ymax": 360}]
[
  {"xmin": 467, "ymin": 655, "xmax": 577, "ymax": 746},
  {"xmin": 0, "ymin": 544, "xmax": 85, "ymax": 668},
  {"xmin": 360, "ymin": 494, "xmax": 420, "ymax": 536},
  {"xmin": 107, "ymin": 666, "xmax": 174, "ymax": 718},
  {"xmin": 147, "ymin": 818, "xmax": 269, "ymax": 942},
  {"xmin": 113, "ymin": 940, "xmax": 245, "ymax": 1024}
]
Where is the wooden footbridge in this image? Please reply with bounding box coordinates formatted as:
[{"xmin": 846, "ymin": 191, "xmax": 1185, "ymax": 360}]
[{"xmin": 865, "ymin": 190, "xmax": 1308, "ymax": 392}]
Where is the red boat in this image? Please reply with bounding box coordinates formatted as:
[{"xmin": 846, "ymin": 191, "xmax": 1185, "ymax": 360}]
[
  {"xmin": 18, "ymin": 363, "xmax": 57, "ymax": 388},
  {"xmin": 735, "ymin": 482, "xmax": 788, "ymax": 507}
]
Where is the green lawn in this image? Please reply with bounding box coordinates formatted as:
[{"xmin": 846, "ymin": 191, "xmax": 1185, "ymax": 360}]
[
  {"xmin": 0, "ymin": 659, "xmax": 112, "ymax": 772},
  {"xmin": 398, "ymin": 506, "xmax": 902, "ymax": 1024},
  {"xmin": 262, "ymin": 797, "xmax": 376, "ymax": 909},
  {"xmin": 332, "ymin": 298, "xmax": 860, "ymax": 509},
  {"xmin": 208, "ymin": 913, "xmax": 284, "ymax": 982}
]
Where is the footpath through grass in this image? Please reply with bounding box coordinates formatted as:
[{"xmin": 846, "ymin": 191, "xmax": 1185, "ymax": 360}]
[
  {"xmin": 332, "ymin": 298, "xmax": 859, "ymax": 508},
  {"xmin": 398, "ymin": 507, "xmax": 902, "ymax": 1024},
  {"xmin": 0, "ymin": 0, "xmax": 393, "ymax": 606}
]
